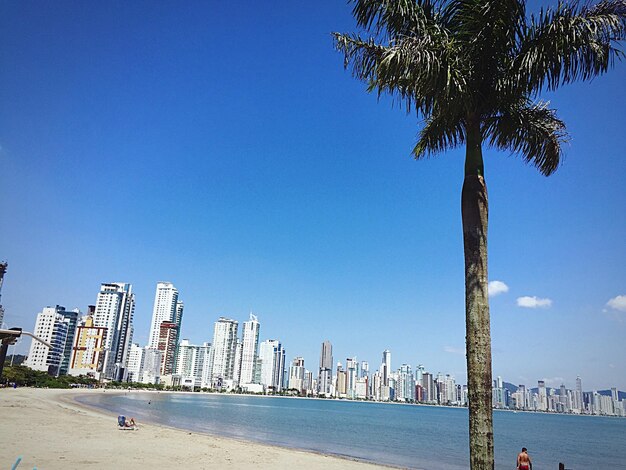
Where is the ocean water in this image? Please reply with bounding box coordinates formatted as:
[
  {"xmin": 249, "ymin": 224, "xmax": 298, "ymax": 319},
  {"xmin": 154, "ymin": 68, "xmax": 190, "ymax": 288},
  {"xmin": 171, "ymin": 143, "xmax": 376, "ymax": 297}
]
[{"xmin": 76, "ymin": 392, "xmax": 626, "ymax": 469}]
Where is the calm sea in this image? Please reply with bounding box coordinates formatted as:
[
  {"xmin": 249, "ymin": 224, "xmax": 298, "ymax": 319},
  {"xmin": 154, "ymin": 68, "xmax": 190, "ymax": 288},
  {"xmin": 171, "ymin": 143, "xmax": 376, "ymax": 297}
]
[{"xmin": 76, "ymin": 392, "xmax": 626, "ymax": 469}]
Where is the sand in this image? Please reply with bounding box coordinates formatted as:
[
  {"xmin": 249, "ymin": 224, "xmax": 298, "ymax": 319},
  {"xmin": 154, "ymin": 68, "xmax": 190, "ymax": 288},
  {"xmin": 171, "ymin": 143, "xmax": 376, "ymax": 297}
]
[{"xmin": 0, "ymin": 387, "xmax": 386, "ymax": 469}]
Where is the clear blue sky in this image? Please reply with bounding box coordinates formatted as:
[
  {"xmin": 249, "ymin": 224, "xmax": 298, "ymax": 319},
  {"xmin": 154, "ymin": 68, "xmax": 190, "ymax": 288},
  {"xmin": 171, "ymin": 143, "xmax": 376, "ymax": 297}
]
[{"xmin": 1, "ymin": 1, "xmax": 624, "ymax": 391}]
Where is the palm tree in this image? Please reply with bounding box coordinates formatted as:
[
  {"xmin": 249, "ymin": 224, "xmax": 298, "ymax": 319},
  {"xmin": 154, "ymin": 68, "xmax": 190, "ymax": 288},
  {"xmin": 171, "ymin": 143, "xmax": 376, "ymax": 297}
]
[{"xmin": 333, "ymin": 0, "xmax": 626, "ymax": 468}]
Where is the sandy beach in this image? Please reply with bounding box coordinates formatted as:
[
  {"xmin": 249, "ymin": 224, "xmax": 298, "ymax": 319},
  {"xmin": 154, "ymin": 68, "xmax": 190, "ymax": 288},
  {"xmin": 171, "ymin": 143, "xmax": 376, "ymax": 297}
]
[{"xmin": 0, "ymin": 388, "xmax": 386, "ymax": 469}]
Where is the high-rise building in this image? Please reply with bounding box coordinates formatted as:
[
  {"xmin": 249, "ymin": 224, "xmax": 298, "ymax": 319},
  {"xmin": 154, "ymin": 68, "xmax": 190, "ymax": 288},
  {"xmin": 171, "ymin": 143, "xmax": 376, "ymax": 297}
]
[
  {"xmin": 25, "ymin": 306, "xmax": 72, "ymax": 376},
  {"xmin": 336, "ymin": 363, "xmax": 347, "ymax": 397},
  {"xmin": 58, "ymin": 308, "xmax": 80, "ymax": 376},
  {"xmin": 233, "ymin": 339, "xmax": 243, "ymax": 385},
  {"xmin": 69, "ymin": 308, "xmax": 107, "ymax": 378},
  {"xmin": 126, "ymin": 343, "xmax": 144, "ymax": 382},
  {"xmin": 346, "ymin": 357, "xmax": 358, "ymax": 398},
  {"xmin": 209, "ymin": 317, "xmax": 238, "ymax": 386},
  {"xmin": 574, "ymin": 376, "xmax": 584, "ymax": 411},
  {"xmin": 422, "ymin": 372, "xmax": 435, "ymax": 402},
  {"xmin": 158, "ymin": 322, "xmax": 179, "ymax": 376},
  {"xmin": 259, "ymin": 339, "xmax": 285, "ymax": 392},
  {"xmin": 397, "ymin": 364, "xmax": 415, "ymax": 402},
  {"xmin": 0, "ymin": 261, "xmax": 7, "ymax": 327},
  {"xmin": 382, "ymin": 349, "xmax": 391, "ymax": 386},
  {"xmin": 318, "ymin": 340, "xmax": 333, "ymax": 396},
  {"xmin": 174, "ymin": 339, "xmax": 211, "ymax": 389},
  {"xmin": 537, "ymin": 380, "xmax": 548, "ymax": 411},
  {"xmin": 360, "ymin": 361, "xmax": 369, "ymax": 379},
  {"xmin": 148, "ymin": 282, "xmax": 179, "ymax": 349},
  {"xmin": 239, "ymin": 313, "xmax": 260, "ymax": 385},
  {"xmin": 141, "ymin": 347, "xmax": 162, "ymax": 384},
  {"xmin": 93, "ymin": 283, "xmax": 135, "ymax": 381},
  {"xmin": 288, "ymin": 356, "xmax": 305, "ymax": 392}
]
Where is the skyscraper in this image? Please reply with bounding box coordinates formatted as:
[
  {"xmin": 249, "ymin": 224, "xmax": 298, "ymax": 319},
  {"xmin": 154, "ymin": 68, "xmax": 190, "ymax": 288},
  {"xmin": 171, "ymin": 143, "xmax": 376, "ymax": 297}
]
[
  {"xmin": 0, "ymin": 261, "xmax": 7, "ymax": 327},
  {"xmin": 126, "ymin": 343, "xmax": 144, "ymax": 382},
  {"xmin": 288, "ymin": 357, "xmax": 305, "ymax": 392},
  {"xmin": 209, "ymin": 317, "xmax": 238, "ymax": 386},
  {"xmin": 239, "ymin": 313, "xmax": 260, "ymax": 385},
  {"xmin": 24, "ymin": 305, "xmax": 72, "ymax": 376},
  {"xmin": 93, "ymin": 282, "xmax": 135, "ymax": 381},
  {"xmin": 575, "ymin": 376, "xmax": 584, "ymax": 411},
  {"xmin": 318, "ymin": 340, "xmax": 333, "ymax": 396},
  {"xmin": 382, "ymin": 349, "xmax": 391, "ymax": 386},
  {"xmin": 58, "ymin": 308, "xmax": 80, "ymax": 376},
  {"xmin": 346, "ymin": 357, "xmax": 357, "ymax": 398},
  {"xmin": 157, "ymin": 322, "xmax": 179, "ymax": 376},
  {"xmin": 148, "ymin": 282, "xmax": 179, "ymax": 349},
  {"xmin": 259, "ymin": 339, "xmax": 285, "ymax": 392}
]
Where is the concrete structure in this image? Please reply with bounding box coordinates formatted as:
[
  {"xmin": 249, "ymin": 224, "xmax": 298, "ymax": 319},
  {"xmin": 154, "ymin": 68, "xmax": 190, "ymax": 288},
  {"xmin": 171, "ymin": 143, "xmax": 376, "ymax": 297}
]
[
  {"xmin": 148, "ymin": 282, "xmax": 179, "ymax": 349},
  {"xmin": 239, "ymin": 313, "xmax": 260, "ymax": 386},
  {"xmin": 288, "ymin": 356, "xmax": 305, "ymax": 392},
  {"xmin": 25, "ymin": 306, "xmax": 71, "ymax": 376},
  {"xmin": 141, "ymin": 347, "xmax": 162, "ymax": 384},
  {"xmin": 382, "ymin": 349, "xmax": 391, "ymax": 386},
  {"xmin": 158, "ymin": 321, "xmax": 178, "ymax": 376},
  {"xmin": 69, "ymin": 309, "xmax": 107, "ymax": 378},
  {"xmin": 58, "ymin": 308, "xmax": 80, "ymax": 375},
  {"xmin": 318, "ymin": 340, "xmax": 333, "ymax": 396},
  {"xmin": 259, "ymin": 339, "xmax": 285, "ymax": 392},
  {"xmin": 93, "ymin": 283, "xmax": 135, "ymax": 381},
  {"xmin": 126, "ymin": 343, "xmax": 144, "ymax": 382},
  {"xmin": 0, "ymin": 261, "xmax": 7, "ymax": 327},
  {"xmin": 209, "ymin": 317, "xmax": 238, "ymax": 387}
]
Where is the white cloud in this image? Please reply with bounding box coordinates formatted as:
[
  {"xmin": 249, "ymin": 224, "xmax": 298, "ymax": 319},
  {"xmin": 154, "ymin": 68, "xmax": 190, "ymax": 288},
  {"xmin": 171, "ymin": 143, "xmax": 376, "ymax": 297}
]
[
  {"xmin": 444, "ymin": 346, "xmax": 465, "ymax": 355},
  {"xmin": 517, "ymin": 296, "xmax": 552, "ymax": 308},
  {"xmin": 606, "ymin": 295, "xmax": 626, "ymax": 312},
  {"xmin": 488, "ymin": 280, "xmax": 509, "ymax": 297}
]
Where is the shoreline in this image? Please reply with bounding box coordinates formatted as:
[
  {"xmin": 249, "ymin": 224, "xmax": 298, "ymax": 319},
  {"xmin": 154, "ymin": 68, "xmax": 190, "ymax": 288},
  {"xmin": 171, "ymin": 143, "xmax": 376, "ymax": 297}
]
[{"xmin": 0, "ymin": 387, "xmax": 392, "ymax": 469}]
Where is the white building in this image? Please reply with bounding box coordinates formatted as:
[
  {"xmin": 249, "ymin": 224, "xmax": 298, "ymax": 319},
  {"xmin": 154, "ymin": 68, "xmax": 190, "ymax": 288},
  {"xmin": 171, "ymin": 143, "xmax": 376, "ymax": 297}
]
[
  {"xmin": 397, "ymin": 364, "xmax": 415, "ymax": 402},
  {"xmin": 93, "ymin": 283, "xmax": 135, "ymax": 381},
  {"xmin": 126, "ymin": 343, "xmax": 144, "ymax": 382},
  {"xmin": 288, "ymin": 357, "xmax": 305, "ymax": 392},
  {"xmin": 25, "ymin": 306, "xmax": 71, "ymax": 376},
  {"xmin": 209, "ymin": 317, "xmax": 238, "ymax": 386},
  {"xmin": 147, "ymin": 282, "xmax": 179, "ymax": 349},
  {"xmin": 141, "ymin": 347, "xmax": 162, "ymax": 384},
  {"xmin": 239, "ymin": 313, "xmax": 260, "ymax": 386},
  {"xmin": 259, "ymin": 339, "xmax": 285, "ymax": 392}
]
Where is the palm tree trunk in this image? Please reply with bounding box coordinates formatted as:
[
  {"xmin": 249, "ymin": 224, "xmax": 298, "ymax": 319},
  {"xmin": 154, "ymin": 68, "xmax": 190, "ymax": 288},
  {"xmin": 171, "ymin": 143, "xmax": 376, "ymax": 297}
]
[{"xmin": 462, "ymin": 119, "xmax": 494, "ymax": 469}]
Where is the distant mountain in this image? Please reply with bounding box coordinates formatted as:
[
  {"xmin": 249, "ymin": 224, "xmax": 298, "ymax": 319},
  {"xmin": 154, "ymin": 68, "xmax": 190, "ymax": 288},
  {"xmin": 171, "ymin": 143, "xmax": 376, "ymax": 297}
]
[
  {"xmin": 502, "ymin": 382, "xmax": 518, "ymax": 393},
  {"xmin": 598, "ymin": 390, "xmax": 626, "ymax": 401}
]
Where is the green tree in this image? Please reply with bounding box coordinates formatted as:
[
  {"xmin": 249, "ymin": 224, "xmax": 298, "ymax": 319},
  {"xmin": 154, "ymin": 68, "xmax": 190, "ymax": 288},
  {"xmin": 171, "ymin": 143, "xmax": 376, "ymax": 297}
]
[{"xmin": 333, "ymin": 1, "xmax": 625, "ymax": 467}]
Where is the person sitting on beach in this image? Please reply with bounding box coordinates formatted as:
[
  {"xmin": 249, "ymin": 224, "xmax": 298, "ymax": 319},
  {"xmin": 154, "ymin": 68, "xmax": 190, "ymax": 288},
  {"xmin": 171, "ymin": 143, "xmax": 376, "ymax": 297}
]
[
  {"xmin": 517, "ymin": 447, "xmax": 532, "ymax": 470},
  {"xmin": 125, "ymin": 417, "xmax": 136, "ymax": 427}
]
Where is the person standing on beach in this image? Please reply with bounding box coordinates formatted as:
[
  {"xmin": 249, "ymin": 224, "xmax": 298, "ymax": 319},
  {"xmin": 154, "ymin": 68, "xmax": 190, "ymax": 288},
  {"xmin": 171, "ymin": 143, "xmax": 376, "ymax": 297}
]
[{"xmin": 517, "ymin": 447, "xmax": 532, "ymax": 470}]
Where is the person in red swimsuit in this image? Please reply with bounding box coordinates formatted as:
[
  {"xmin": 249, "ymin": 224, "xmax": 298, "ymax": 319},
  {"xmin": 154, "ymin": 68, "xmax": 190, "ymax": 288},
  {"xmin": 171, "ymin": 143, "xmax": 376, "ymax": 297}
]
[{"xmin": 517, "ymin": 447, "xmax": 532, "ymax": 470}]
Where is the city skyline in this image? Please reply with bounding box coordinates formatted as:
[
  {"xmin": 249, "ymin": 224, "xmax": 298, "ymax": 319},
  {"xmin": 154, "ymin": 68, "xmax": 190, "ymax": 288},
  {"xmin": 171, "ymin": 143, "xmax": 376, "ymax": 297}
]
[
  {"xmin": 12, "ymin": 279, "xmax": 626, "ymax": 396},
  {"xmin": 1, "ymin": 1, "xmax": 625, "ymax": 391}
]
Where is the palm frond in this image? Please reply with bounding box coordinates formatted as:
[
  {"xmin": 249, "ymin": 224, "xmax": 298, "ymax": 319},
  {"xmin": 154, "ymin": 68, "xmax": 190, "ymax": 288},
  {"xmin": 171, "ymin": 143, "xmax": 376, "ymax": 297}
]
[
  {"xmin": 333, "ymin": 33, "xmax": 386, "ymax": 82},
  {"xmin": 333, "ymin": 29, "xmax": 468, "ymax": 117},
  {"xmin": 484, "ymin": 101, "xmax": 568, "ymax": 175},
  {"xmin": 351, "ymin": 0, "xmax": 438, "ymax": 39},
  {"xmin": 413, "ymin": 110, "xmax": 466, "ymax": 158},
  {"xmin": 515, "ymin": 0, "xmax": 626, "ymax": 93}
]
